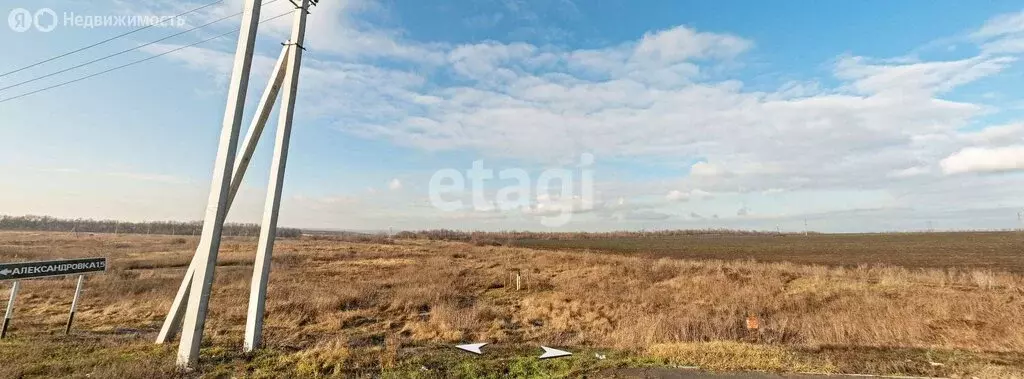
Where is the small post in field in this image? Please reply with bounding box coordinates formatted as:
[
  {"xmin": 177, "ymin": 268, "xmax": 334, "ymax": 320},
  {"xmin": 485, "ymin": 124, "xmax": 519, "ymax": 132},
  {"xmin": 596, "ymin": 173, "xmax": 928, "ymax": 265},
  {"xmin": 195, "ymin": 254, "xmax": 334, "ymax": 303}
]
[
  {"xmin": 516, "ymin": 270, "xmax": 522, "ymax": 291},
  {"xmin": 745, "ymin": 314, "xmax": 759, "ymax": 331},
  {"xmin": 65, "ymin": 275, "xmax": 85, "ymax": 335},
  {"xmin": 2, "ymin": 280, "xmax": 20, "ymax": 339},
  {"xmin": 745, "ymin": 314, "xmax": 760, "ymax": 342}
]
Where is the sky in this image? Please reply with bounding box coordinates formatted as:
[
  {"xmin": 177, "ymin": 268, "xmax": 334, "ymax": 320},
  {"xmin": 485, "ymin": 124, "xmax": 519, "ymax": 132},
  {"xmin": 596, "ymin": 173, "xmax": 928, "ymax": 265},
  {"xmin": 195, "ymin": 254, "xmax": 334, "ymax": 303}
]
[{"xmin": 2, "ymin": 0, "xmax": 1024, "ymax": 232}]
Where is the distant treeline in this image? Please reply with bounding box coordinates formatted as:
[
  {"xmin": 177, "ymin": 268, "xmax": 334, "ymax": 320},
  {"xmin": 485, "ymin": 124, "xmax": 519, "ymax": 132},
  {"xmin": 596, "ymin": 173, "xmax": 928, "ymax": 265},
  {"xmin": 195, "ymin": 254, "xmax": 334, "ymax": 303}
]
[
  {"xmin": 393, "ymin": 228, "xmax": 806, "ymax": 241},
  {"xmin": 0, "ymin": 215, "xmax": 302, "ymax": 238},
  {"xmin": 303, "ymin": 228, "xmax": 804, "ymax": 246}
]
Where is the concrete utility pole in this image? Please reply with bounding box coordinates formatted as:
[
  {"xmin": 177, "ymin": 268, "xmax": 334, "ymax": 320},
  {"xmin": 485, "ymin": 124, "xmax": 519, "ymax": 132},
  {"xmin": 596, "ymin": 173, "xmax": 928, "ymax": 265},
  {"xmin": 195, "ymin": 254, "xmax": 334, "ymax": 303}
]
[
  {"xmin": 158, "ymin": 0, "xmax": 317, "ymax": 368},
  {"xmin": 156, "ymin": 43, "xmax": 290, "ymax": 346},
  {"xmin": 244, "ymin": 0, "xmax": 309, "ymax": 352},
  {"xmin": 175, "ymin": 0, "xmax": 262, "ymax": 368}
]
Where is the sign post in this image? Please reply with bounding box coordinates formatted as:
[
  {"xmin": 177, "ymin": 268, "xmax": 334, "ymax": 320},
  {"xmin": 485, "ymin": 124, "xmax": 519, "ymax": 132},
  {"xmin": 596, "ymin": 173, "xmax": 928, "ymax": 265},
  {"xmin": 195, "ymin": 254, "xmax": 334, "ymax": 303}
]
[
  {"xmin": 65, "ymin": 275, "xmax": 85, "ymax": 334},
  {"xmin": 0, "ymin": 258, "xmax": 106, "ymax": 339},
  {"xmin": 2, "ymin": 281, "xmax": 19, "ymax": 339}
]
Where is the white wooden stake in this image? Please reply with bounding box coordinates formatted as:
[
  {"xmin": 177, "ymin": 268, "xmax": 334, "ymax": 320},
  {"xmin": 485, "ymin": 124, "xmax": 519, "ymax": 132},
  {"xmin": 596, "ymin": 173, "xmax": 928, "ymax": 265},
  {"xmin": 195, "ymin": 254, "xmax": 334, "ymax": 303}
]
[
  {"xmin": 244, "ymin": 0, "xmax": 308, "ymax": 352},
  {"xmin": 65, "ymin": 275, "xmax": 84, "ymax": 335},
  {"xmin": 156, "ymin": 45, "xmax": 289, "ymax": 345},
  {"xmin": 176, "ymin": 0, "xmax": 262, "ymax": 368},
  {"xmin": 2, "ymin": 281, "xmax": 20, "ymax": 339}
]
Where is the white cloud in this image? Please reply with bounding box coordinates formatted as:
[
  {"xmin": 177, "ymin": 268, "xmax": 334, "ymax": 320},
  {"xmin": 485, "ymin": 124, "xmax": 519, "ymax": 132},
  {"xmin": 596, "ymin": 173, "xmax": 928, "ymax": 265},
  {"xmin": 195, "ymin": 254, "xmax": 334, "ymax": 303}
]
[
  {"xmin": 130, "ymin": 5, "xmax": 1024, "ymax": 230},
  {"xmin": 959, "ymin": 123, "xmax": 1024, "ymax": 145},
  {"xmin": 448, "ymin": 42, "xmax": 538, "ymax": 82},
  {"xmin": 835, "ymin": 55, "xmax": 1016, "ymax": 95},
  {"xmin": 940, "ymin": 146, "xmax": 1024, "ymax": 175},
  {"xmin": 973, "ymin": 11, "xmax": 1024, "ymax": 54},
  {"xmin": 981, "ymin": 37, "xmax": 1024, "ymax": 54},
  {"xmin": 154, "ymin": 13, "xmax": 1024, "ymax": 200},
  {"xmin": 665, "ymin": 190, "xmax": 689, "ymax": 202},
  {"xmin": 690, "ymin": 162, "xmax": 725, "ymax": 177},
  {"xmin": 388, "ymin": 178, "xmax": 402, "ymax": 190},
  {"xmin": 974, "ymin": 11, "xmax": 1024, "ymax": 38},
  {"xmin": 887, "ymin": 166, "xmax": 931, "ymax": 178},
  {"xmin": 665, "ymin": 189, "xmax": 712, "ymax": 202},
  {"xmin": 634, "ymin": 26, "xmax": 752, "ymax": 64}
]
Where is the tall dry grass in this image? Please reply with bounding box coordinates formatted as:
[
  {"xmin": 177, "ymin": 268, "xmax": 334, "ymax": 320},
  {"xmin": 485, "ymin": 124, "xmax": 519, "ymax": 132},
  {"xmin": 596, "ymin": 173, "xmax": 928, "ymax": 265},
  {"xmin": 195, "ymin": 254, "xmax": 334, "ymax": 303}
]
[{"xmin": 1, "ymin": 231, "xmax": 1023, "ymax": 376}]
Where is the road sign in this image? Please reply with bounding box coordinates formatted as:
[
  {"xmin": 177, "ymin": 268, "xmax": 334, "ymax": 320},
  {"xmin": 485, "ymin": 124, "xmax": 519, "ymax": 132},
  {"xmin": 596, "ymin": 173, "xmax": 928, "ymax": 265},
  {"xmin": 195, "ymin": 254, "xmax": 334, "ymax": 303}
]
[
  {"xmin": 0, "ymin": 258, "xmax": 106, "ymax": 339},
  {"xmin": 0, "ymin": 258, "xmax": 106, "ymax": 281}
]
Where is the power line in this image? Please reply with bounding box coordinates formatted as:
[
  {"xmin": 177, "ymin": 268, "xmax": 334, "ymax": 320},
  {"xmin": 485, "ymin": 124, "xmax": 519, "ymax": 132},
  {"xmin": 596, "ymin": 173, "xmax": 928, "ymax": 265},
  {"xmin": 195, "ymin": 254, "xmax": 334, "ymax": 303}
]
[
  {"xmin": 0, "ymin": 0, "xmax": 225, "ymax": 79},
  {"xmin": 0, "ymin": 11, "xmax": 294, "ymax": 104},
  {"xmin": 0, "ymin": 0, "xmax": 281, "ymax": 93},
  {"xmin": 0, "ymin": 13, "xmax": 236, "ymax": 92}
]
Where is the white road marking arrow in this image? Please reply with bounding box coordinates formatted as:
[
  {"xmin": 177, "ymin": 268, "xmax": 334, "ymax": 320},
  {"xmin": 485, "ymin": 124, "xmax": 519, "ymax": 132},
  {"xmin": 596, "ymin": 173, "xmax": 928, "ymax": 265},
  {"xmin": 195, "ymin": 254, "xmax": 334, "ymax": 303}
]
[
  {"xmin": 455, "ymin": 342, "xmax": 487, "ymax": 355},
  {"xmin": 538, "ymin": 346, "xmax": 572, "ymax": 359}
]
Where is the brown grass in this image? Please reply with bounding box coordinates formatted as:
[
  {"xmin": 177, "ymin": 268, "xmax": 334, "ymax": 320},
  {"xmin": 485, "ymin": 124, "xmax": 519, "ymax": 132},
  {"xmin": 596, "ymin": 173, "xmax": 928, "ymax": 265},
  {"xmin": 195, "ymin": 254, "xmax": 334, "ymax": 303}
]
[
  {"xmin": 1, "ymin": 231, "xmax": 1024, "ymax": 377},
  {"xmin": 514, "ymin": 231, "xmax": 1024, "ymax": 272}
]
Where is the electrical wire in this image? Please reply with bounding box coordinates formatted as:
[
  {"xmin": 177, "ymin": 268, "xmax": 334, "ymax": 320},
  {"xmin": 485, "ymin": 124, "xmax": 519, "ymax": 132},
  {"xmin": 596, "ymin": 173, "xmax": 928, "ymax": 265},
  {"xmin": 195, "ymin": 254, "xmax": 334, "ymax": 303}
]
[
  {"xmin": 0, "ymin": 0, "xmax": 225, "ymax": 79},
  {"xmin": 0, "ymin": 0, "xmax": 280, "ymax": 93},
  {"xmin": 0, "ymin": 11, "xmax": 294, "ymax": 104}
]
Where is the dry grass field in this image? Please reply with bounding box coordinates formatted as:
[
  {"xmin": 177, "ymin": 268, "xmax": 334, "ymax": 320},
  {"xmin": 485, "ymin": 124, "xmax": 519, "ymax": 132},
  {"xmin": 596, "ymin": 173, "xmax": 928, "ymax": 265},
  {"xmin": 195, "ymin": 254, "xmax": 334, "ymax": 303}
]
[
  {"xmin": 1, "ymin": 231, "xmax": 1024, "ymax": 378},
  {"xmin": 512, "ymin": 232, "xmax": 1024, "ymax": 272}
]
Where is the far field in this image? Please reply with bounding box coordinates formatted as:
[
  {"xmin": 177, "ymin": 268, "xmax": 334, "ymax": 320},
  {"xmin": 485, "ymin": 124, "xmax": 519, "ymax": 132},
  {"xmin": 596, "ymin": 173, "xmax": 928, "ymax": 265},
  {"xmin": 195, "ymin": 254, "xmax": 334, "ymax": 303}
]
[
  {"xmin": 512, "ymin": 231, "xmax": 1024, "ymax": 272},
  {"xmin": 1, "ymin": 231, "xmax": 1023, "ymax": 378}
]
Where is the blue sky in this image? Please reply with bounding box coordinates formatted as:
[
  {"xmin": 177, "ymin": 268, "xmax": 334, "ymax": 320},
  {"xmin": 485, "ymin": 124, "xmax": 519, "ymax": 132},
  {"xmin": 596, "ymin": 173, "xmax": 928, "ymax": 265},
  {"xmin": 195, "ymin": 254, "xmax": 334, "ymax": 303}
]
[{"xmin": 3, "ymin": 0, "xmax": 1024, "ymax": 232}]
